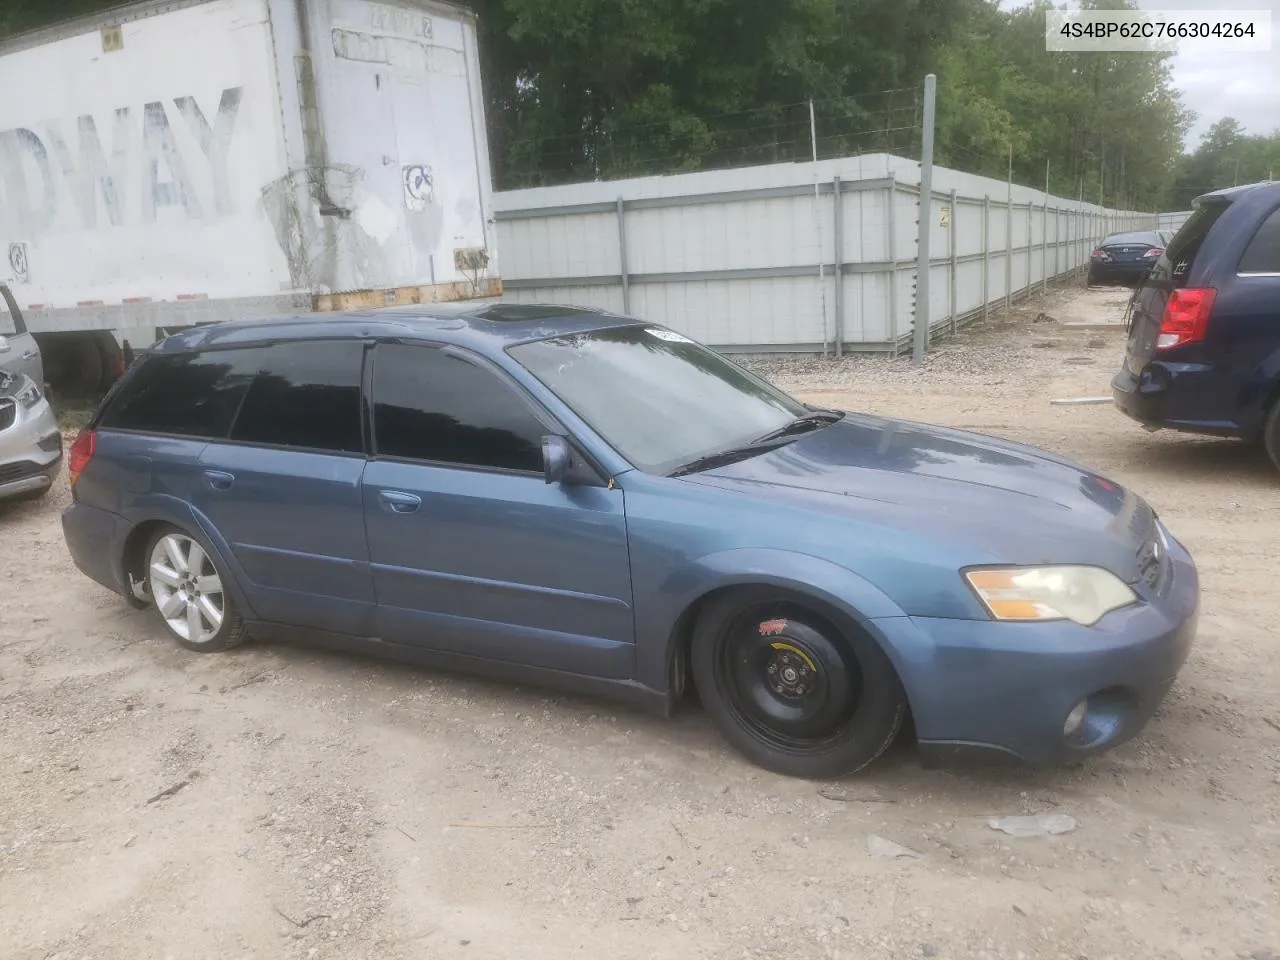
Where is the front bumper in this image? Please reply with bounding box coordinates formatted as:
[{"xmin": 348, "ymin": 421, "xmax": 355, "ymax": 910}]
[
  {"xmin": 876, "ymin": 532, "xmax": 1199, "ymax": 766},
  {"xmin": 0, "ymin": 397, "xmax": 63, "ymax": 501}
]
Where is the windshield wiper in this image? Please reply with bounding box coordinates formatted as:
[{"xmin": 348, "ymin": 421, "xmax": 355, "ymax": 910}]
[
  {"xmin": 667, "ymin": 411, "xmax": 844, "ymax": 478},
  {"xmin": 666, "ymin": 444, "xmax": 780, "ymax": 478},
  {"xmin": 749, "ymin": 409, "xmax": 844, "ymax": 445}
]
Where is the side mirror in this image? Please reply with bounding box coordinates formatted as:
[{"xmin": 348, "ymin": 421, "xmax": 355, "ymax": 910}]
[
  {"xmin": 0, "ymin": 336, "xmax": 10, "ymax": 354},
  {"xmin": 542, "ymin": 434, "xmax": 572, "ymax": 485}
]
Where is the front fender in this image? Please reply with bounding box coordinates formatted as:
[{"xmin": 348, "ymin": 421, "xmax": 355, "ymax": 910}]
[
  {"xmin": 633, "ymin": 547, "xmax": 914, "ymax": 693},
  {"xmin": 118, "ymin": 494, "xmax": 260, "ymax": 621}
]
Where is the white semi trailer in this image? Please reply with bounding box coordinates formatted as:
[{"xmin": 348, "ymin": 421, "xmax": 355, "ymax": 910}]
[{"xmin": 0, "ymin": 0, "xmax": 501, "ymax": 394}]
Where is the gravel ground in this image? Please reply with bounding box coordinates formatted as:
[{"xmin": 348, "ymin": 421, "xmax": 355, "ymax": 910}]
[{"xmin": 2, "ymin": 280, "xmax": 1278, "ymax": 960}]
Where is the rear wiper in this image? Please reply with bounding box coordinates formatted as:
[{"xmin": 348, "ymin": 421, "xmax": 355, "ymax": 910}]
[{"xmin": 750, "ymin": 409, "xmax": 844, "ymax": 445}]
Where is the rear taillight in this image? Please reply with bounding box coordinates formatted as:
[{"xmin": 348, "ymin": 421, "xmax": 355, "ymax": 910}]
[
  {"xmin": 1156, "ymin": 288, "xmax": 1216, "ymax": 350},
  {"xmin": 1143, "ymin": 247, "xmax": 1165, "ymax": 259},
  {"xmin": 1091, "ymin": 248, "xmax": 1110, "ymax": 260},
  {"xmin": 68, "ymin": 428, "xmax": 96, "ymax": 485}
]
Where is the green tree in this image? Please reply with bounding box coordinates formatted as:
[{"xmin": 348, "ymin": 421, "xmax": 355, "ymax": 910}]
[
  {"xmin": 1169, "ymin": 119, "xmax": 1280, "ymax": 206},
  {"xmin": 0, "ymin": 0, "xmax": 119, "ymax": 36},
  {"xmin": 933, "ymin": 0, "xmax": 1189, "ymax": 210},
  {"xmin": 471, "ymin": 0, "xmax": 977, "ymax": 188}
]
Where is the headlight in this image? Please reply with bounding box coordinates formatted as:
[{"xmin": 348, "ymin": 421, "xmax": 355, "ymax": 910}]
[
  {"xmin": 964, "ymin": 565, "xmax": 1137, "ymax": 626},
  {"xmin": 15, "ymin": 376, "xmax": 42, "ymax": 409}
]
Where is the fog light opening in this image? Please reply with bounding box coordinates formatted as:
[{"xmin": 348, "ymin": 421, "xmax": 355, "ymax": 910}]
[{"xmin": 1064, "ymin": 699, "xmax": 1089, "ymax": 738}]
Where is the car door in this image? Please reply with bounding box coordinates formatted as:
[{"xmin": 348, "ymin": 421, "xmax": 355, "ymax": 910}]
[
  {"xmin": 187, "ymin": 340, "xmax": 377, "ymax": 637},
  {"xmin": 362, "ymin": 341, "xmax": 635, "ymax": 679},
  {"xmin": 0, "ymin": 283, "xmax": 43, "ymax": 384}
]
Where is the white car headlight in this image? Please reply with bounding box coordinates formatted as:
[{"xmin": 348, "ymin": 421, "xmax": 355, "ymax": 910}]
[
  {"xmin": 14, "ymin": 375, "xmax": 42, "ymax": 409},
  {"xmin": 964, "ymin": 565, "xmax": 1137, "ymax": 627}
]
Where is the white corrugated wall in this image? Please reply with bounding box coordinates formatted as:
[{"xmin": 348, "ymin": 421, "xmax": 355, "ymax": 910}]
[{"xmin": 494, "ymin": 154, "xmax": 1157, "ymax": 353}]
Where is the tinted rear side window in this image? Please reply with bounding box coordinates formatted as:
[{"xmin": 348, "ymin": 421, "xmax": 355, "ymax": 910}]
[
  {"xmin": 371, "ymin": 343, "xmax": 546, "ymax": 472},
  {"xmin": 1165, "ymin": 201, "xmax": 1231, "ymax": 286},
  {"xmin": 100, "ymin": 351, "xmax": 257, "ymax": 438},
  {"xmin": 1239, "ymin": 207, "xmax": 1280, "ymax": 274},
  {"xmin": 229, "ymin": 341, "xmax": 365, "ymax": 453},
  {"xmin": 100, "ymin": 340, "xmax": 366, "ymax": 453}
]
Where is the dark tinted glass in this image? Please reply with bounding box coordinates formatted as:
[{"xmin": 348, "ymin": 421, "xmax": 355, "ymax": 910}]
[
  {"xmin": 372, "ymin": 344, "xmax": 545, "ymax": 472},
  {"xmin": 100, "ymin": 351, "xmax": 257, "ymax": 438},
  {"xmin": 229, "ymin": 341, "xmax": 365, "ymax": 453},
  {"xmin": 1101, "ymin": 231, "xmax": 1161, "ymax": 247},
  {"xmin": 1239, "ymin": 207, "xmax": 1280, "ymax": 274},
  {"xmin": 1166, "ymin": 201, "xmax": 1231, "ymax": 287}
]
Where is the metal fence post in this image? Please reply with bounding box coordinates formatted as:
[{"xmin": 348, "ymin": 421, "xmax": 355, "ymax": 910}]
[
  {"xmin": 913, "ymin": 73, "xmax": 936, "ymax": 366},
  {"xmin": 1025, "ymin": 203, "xmax": 1032, "ymax": 297},
  {"xmin": 887, "ymin": 175, "xmax": 898, "ymax": 346},
  {"xmin": 982, "ymin": 195, "xmax": 990, "ymax": 323},
  {"xmin": 833, "ymin": 175, "xmax": 845, "ymax": 358},
  {"xmin": 1042, "ymin": 196, "xmax": 1049, "ymax": 295},
  {"xmin": 616, "ymin": 196, "xmax": 631, "ymax": 314},
  {"xmin": 1053, "ymin": 206, "xmax": 1059, "ymax": 280},
  {"xmin": 1004, "ymin": 206, "xmax": 1012, "ymax": 312},
  {"xmin": 948, "ymin": 188, "xmax": 958, "ymax": 333}
]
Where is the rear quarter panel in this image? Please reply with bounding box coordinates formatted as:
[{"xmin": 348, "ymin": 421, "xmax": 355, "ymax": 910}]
[{"xmin": 74, "ymin": 428, "xmax": 262, "ymax": 619}]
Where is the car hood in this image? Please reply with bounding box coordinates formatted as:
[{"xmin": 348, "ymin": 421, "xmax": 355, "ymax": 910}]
[{"xmin": 682, "ymin": 413, "xmax": 1158, "ymax": 581}]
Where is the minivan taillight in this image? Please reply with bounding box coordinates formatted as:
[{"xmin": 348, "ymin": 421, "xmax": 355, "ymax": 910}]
[
  {"xmin": 1156, "ymin": 288, "xmax": 1216, "ymax": 350},
  {"xmin": 68, "ymin": 429, "xmax": 96, "ymax": 485}
]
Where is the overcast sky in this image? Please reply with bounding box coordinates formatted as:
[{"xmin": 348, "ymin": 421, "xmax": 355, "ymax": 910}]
[{"xmin": 1005, "ymin": 1, "xmax": 1280, "ymax": 151}]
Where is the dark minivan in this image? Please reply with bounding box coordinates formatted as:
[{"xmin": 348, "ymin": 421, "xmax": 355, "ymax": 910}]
[{"xmin": 1112, "ymin": 181, "xmax": 1280, "ymax": 469}]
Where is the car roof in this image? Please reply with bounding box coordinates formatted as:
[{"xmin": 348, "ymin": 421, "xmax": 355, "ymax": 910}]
[
  {"xmin": 149, "ymin": 301, "xmax": 648, "ymax": 355},
  {"xmin": 1101, "ymin": 230, "xmax": 1162, "ymax": 245}
]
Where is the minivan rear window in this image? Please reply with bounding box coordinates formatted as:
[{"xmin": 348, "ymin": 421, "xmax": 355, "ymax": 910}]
[{"xmin": 1164, "ymin": 200, "xmax": 1230, "ymax": 287}]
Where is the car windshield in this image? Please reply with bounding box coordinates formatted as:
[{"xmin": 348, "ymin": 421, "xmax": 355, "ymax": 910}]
[{"xmin": 508, "ymin": 325, "xmax": 809, "ymax": 474}]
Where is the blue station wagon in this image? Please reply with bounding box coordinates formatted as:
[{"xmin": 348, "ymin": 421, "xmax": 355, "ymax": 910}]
[{"xmin": 62, "ymin": 304, "xmax": 1199, "ymax": 778}]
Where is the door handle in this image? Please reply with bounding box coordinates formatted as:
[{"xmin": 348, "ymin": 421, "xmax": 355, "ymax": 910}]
[
  {"xmin": 203, "ymin": 470, "xmax": 235, "ymax": 491},
  {"xmin": 379, "ymin": 490, "xmax": 422, "ymax": 514},
  {"xmin": 21, "ymin": 350, "xmax": 38, "ymax": 361}
]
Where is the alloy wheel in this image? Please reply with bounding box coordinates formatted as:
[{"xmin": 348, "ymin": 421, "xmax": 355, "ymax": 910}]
[{"xmin": 148, "ymin": 533, "xmax": 225, "ymax": 645}]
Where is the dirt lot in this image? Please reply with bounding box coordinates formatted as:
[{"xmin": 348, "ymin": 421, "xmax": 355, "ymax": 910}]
[{"xmin": 2, "ymin": 281, "xmax": 1278, "ymax": 960}]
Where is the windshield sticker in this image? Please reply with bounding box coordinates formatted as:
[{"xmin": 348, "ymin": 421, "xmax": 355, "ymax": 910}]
[{"xmin": 647, "ymin": 327, "xmax": 694, "ymax": 344}]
